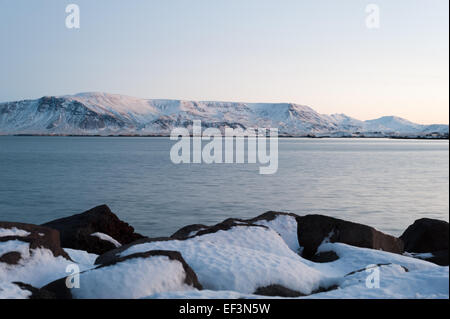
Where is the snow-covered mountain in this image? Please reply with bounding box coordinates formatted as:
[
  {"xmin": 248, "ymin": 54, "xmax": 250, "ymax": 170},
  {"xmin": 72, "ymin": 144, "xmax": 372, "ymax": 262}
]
[{"xmin": 0, "ymin": 92, "xmax": 448, "ymax": 137}]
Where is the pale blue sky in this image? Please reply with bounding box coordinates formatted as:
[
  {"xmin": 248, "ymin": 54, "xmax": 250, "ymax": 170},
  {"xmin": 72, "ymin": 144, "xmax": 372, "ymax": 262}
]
[{"xmin": 0, "ymin": 0, "xmax": 448, "ymax": 124}]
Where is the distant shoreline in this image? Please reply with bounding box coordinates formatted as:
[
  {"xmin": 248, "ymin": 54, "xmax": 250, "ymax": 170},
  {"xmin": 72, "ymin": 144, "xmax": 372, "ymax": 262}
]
[{"xmin": 1, "ymin": 134, "xmax": 448, "ymax": 140}]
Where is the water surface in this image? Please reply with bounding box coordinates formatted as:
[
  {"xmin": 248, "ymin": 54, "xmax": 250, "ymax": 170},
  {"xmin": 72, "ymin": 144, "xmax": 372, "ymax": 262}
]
[{"xmin": 0, "ymin": 136, "xmax": 448, "ymax": 237}]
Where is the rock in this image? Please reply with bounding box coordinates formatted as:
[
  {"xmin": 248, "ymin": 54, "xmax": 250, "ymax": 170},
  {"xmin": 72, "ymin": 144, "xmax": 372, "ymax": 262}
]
[
  {"xmin": 170, "ymin": 217, "xmax": 268, "ymax": 241},
  {"xmin": 407, "ymin": 250, "xmax": 449, "ymax": 267},
  {"xmin": 42, "ymin": 205, "xmax": 145, "ymax": 255},
  {"xmin": 99, "ymin": 250, "xmax": 202, "ymax": 290},
  {"xmin": 11, "ymin": 282, "xmax": 62, "ymax": 299},
  {"xmin": 254, "ymin": 282, "xmax": 339, "ymax": 298},
  {"xmin": 296, "ymin": 215, "xmax": 404, "ymax": 259},
  {"xmin": 170, "ymin": 211, "xmax": 295, "ymax": 241},
  {"xmin": 245, "ymin": 211, "xmax": 300, "ymax": 223},
  {"xmin": 254, "ymin": 284, "xmax": 305, "ymax": 297},
  {"xmin": 171, "ymin": 224, "xmax": 209, "ymax": 240},
  {"xmin": 40, "ymin": 250, "xmax": 202, "ymax": 299},
  {"xmin": 192, "ymin": 218, "xmax": 267, "ymax": 237},
  {"xmin": 309, "ymin": 251, "xmax": 339, "ymax": 263},
  {"xmin": 400, "ymin": 218, "xmax": 449, "ymax": 253},
  {"xmin": 0, "ymin": 221, "xmax": 70, "ymax": 263},
  {"xmin": 94, "ymin": 237, "xmax": 174, "ymax": 265},
  {"xmin": 422, "ymin": 250, "xmax": 449, "ymax": 266},
  {"xmin": 97, "ymin": 218, "xmax": 268, "ymax": 265},
  {"xmin": 0, "ymin": 252, "xmax": 22, "ymax": 265}
]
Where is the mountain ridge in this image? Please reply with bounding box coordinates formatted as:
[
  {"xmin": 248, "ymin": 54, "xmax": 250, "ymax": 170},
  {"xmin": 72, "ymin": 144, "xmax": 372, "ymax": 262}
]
[{"xmin": 0, "ymin": 92, "xmax": 448, "ymax": 137}]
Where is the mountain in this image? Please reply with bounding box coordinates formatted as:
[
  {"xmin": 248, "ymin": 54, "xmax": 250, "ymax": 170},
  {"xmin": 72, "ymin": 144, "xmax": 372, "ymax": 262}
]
[{"xmin": 0, "ymin": 92, "xmax": 448, "ymax": 137}]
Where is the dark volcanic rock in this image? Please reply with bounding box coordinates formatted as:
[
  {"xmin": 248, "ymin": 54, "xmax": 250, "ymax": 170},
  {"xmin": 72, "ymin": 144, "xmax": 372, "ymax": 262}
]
[
  {"xmin": 245, "ymin": 211, "xmax": 299, "ymax": 223},
  {"xmin": 171, "ymin": 224, "xmax": 209, "ymax": 240},
  {"xmin": 309, "ymin": 251, "xmax": 339, "ymax": 263},
  {"xmin": 170, "ymin": 216, "xmax": 270, "ymax": 241},
  {"xmin": 42, "ymin": 205, "xmax": 145, "ymax": 255},
  {"xmin": 12, "ymin": 282, "xmax": 63, "ymax": 299},
  {"xmin": 40, "ymin": 250, "xmax": 202, "ymax": 299},
  {"xmin": 254, "ymin": 283, "xmax": 339, "ymax": 298},
  {"xmin": 400, "ymin": 218, "xmax": 449, "ymax": 253},
  {"xmin": 170, "ymin": 211, "xmax": 295, "ymax": 241},
  {"xmin": 0, "ymin": 221, "xmax": 70, "ymax": 263},
  {"xmin": 254, "ymin": 284, "xmax": 305, "ymax": 297},
  {"xmin": 0, "ymin": 252, "xmax": 22, "ymax": 265},
  {"xmin": 94, "ymin": 237, "xmax": 174, "ymax": 265},
  {"xmin": 400, "ymin": 218, "xmax": 449, "ymax": 266},
  {"xmin": 421, "ymin": 250, "xmax": 449, "ymax": 266},
  {"xmin": 193, "ymin": 218, "xmax": 267, "ymax": 238},
  {"xmin": 296, "ymin": 215, "xmax": 404, "ymax": 259}
]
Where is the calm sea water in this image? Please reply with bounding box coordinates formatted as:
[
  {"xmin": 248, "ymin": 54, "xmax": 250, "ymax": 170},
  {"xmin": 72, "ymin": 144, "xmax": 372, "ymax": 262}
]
[{"xmin": 0, "ymin": 136, "xmax": 448, "ymax": 237}]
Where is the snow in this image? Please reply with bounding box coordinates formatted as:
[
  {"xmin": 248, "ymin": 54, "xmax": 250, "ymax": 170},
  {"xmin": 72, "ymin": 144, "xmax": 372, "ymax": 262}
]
[
  {"xmin": 72, "ymin": 255, "xmax": 195, "ymax": 299},
  {"xmin": 0, "ymin": 240, "xmax": 30, "ymax": 257},
  {"xmin": 0, "ymin": 282, "xmax": 31, "ymax": 299},
  {"xmin": 90, "ymin": 232, "xmax": 121, "ymax": 248},
  {"xmin": 304, "ymin": 264, "xmax": 449, "ymax": 299},
  {"xmin": 253, "ymin": 215, "xmax": 301, "ymax": 253},
  {"xmin": 64, "ymin": 248, "xmax": 98, "ymax": 266},
  {"xmin": 145, "ymin": 289, "xmax": 257, "ymax": 299},
  {"xmin": 403, "ymin": 252, "xmax": 435, "ymax": 259},
  {"xmin": 146, "ymin": 264, "xmax": 449, "ymax": 299},
  {"xmin": 119, "ymin": 226, "xmax": 334, "ymax": 295},
  {"xmin": 0, "ymin": 214, "xmax": 448, "ymax": 299},
  {"xmin": 145, "ymin": 241, "xmax": 448, "ymax": 299},
  {"xmin": 309, "ymin": 242, "xmax": 439, "ymax": 277},
  {"xmin": 0, "ymin": 227, "xmax": 31, "ymax": 237},
  {"xmin": 1, "ymin": 92, "xmax": 447, "ymax": 135},
  {"xmin": 0, "ymin": 242, "xmax": 94, "ymax": 291},
  {"xmin": 364, "ymin": 116, "xmax": 423, "ymax": 133},
  {"xmin": 118, "ymin": 221, "xmax": 448, "ymax": 299}
]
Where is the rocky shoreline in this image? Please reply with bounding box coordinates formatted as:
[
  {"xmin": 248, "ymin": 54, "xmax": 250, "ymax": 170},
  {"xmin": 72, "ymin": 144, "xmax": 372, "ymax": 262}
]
[{"xmin": 1, "ymin": 205, "xmax": 448, "ymax": 299}]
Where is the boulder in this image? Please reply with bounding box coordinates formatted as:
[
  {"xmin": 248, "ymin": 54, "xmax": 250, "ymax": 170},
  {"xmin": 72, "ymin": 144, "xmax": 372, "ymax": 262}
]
[
  {"xmin": 11, "ymin": 282, "xmax": 62, "ymax": 299},
  {"xmin": 170, "ymin": 217, "xmax": 268, "ymax": 241},
  {"xmin": 192, "ymin": 218, "xmax": 267, "ymax": 237},
  {"xmin": 42, "ymin": 205, "xmax": 145, "ymax": 255},
  {"xmin": 254, "ymin": 284, "xmax": 305, "ymax": 297},
  {"xmin": 96, "ymin": 219, "xmax": 268, "ymax": 265},
  {"xmin": 400, "ymin": 218, "xmax": 449, "ymax": 253},
  {"xmin": 171, "ymin": 224, "xmax": 209, "ymax": 240},
  {"xmin": 422, "ymin": 250, "xmax": 449, "ymax": 266},
  {"xmin": 296, "ymin": 215, "xmax": 404, "ymax": 259},
  {"xmin": 245, "ymin": 211, "xmax": 299, "ymax": 223},
  {"xmin": 0, "ymin": 221, "xmax": 70, "ymax": 264},
  {"xmin": 255, "ymin": 282, "xmax": 339, "ymax": 298},
  {"xmin": 0, "ymin": 252, "xmax": 22, "ymax": 265},
  {"xmin": 309, "ymin": 251, "xmax": 339, "ymax": 263},
  {"xmin": 40, "ymin": 250, "xmax": 202, "ymax": 299}
]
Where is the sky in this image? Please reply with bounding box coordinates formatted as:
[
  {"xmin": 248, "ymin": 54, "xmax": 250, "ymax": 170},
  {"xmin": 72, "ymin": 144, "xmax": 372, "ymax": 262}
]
[{"xmin": 0, "ymin": 0, "xmax": 448, "ymax": 124}]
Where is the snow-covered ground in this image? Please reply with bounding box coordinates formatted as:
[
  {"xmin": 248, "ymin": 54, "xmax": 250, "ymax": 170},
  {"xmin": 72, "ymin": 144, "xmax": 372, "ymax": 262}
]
[{"xmin": 1, "ymin": 215, "xmax": 448, "ymax": 299}]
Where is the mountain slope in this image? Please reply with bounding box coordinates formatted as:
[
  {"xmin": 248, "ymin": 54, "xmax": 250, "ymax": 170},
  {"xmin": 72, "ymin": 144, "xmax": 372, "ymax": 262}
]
[{"xmin": 0, "ymin": 92, "xmax": 447, "ymax": 136}]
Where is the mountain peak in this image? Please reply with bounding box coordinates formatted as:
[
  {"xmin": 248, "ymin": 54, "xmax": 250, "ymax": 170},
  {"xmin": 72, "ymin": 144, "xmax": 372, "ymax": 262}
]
[{"xmin": 0, "ymin": 93, "xmax": 448, "ymax": 136}]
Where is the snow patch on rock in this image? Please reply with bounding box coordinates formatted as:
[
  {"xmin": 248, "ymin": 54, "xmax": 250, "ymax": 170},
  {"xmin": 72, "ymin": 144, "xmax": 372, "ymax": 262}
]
[
  {"xmin": 0, "ymin": 227, "xmax": 31, "ymax": 238},
  {"xmin": 72, "ymin": 255, "xmax": 195, "ymax": 299},
  {"xmin": 90, "ymin": 232, "xmax": 121, "ymax": 248}
]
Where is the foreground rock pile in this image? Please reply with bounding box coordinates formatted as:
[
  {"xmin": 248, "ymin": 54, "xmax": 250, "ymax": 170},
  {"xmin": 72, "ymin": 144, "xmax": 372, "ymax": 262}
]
[{"xmin": 0, "ymin": 205, "xmax": 448, "ymax": 299}]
